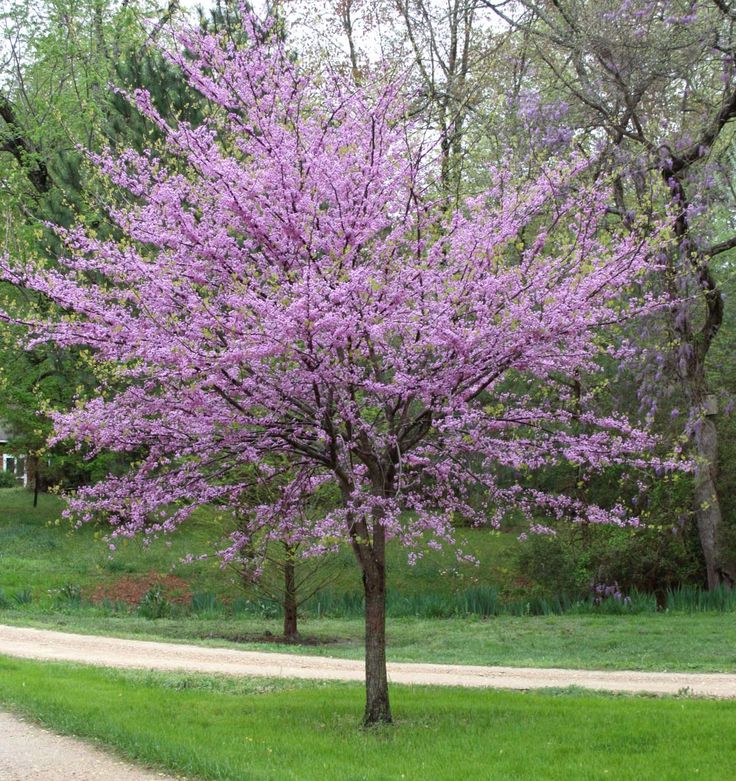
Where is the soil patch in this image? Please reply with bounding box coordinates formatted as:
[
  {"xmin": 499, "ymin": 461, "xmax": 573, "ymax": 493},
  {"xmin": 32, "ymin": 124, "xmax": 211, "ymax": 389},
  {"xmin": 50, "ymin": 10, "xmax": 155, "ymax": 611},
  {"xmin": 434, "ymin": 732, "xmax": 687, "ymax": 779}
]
[{"xmin": 90, "ymin": 572, "xmax": 192, "ymax": 606}]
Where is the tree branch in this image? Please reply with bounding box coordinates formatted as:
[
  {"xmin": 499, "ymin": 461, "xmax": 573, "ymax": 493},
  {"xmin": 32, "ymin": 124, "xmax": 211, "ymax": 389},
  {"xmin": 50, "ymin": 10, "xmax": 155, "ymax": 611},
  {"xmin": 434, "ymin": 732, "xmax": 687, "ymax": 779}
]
[
  {"xmin": 0, "ymin": 93, "xmax": 52, "ymax": 194},
  {"xmin": 705, "ymin": 234, "xmax": 736, "ymax": 256}
]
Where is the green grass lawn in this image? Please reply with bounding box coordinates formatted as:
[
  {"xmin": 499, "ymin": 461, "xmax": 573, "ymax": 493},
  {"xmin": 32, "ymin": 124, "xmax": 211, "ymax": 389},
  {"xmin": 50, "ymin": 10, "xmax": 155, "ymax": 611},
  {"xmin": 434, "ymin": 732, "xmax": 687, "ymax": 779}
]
[{"xmin": 0, "ymin": 656, "xmax": 732, "ymax": 781}]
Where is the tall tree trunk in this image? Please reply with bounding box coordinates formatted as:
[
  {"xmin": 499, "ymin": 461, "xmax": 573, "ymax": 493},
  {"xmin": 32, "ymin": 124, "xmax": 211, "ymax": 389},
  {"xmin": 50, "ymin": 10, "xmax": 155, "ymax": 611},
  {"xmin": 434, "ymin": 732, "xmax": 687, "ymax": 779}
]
[
  {"xmin": 692, "ymin": 411, "xmax": 726, "ymax": 588},
  {"xmin": 282, "ymin": 546, "xmax": 299, "ymax": 641},
  {"xmin": 685, "ymin": 375, "xmax": 735, "ymax": 588},
  {"xmin": 663, "ymin": 167, "xmax": 733, "ymax": 588},
  {"xmin": 362, "ymin": 560, "xmax": 391, "ymax": 725},
  {"xmin": 31, "ymin": 455, "xmax": 40, "ymax": 508},
  {"xmin": 680, "ymin": 350, "xmax": 734, "ymax": 590},
  {"xmin": 344, "ymin": 476, "xmax": 393, "ymax": 725}
]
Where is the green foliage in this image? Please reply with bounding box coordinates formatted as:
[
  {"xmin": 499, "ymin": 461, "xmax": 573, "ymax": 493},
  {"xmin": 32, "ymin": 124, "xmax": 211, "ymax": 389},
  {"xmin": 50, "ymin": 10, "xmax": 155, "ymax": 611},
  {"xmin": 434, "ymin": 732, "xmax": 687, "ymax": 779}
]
[
  {"xmin": 0, "ymin": 0, "xmax": 216, "ymax": 492},
  {"xmin": 190, "ymin": 591, "xmax": 220, "ymax": 613},
  {"xmin": 137, "ymin": 586, "xmax": 172, "ymax": 620},
  {"xmin": 516, "ymin": 508, "xmax": 704, "ymax": 603},
  {"xmin": 11, "ymin": 588, "xmax": 33, "ymax": 605},
  {"xmin": 51, "ymin": 583, "xmax": 82, "ymax": 608},
  {"xmin": 0, "ymin": 472, "xmax": 19, "ymax": 488},
  {"xmin": 666, "ymin": 584, "xmax": 736, "ymax": 612}
]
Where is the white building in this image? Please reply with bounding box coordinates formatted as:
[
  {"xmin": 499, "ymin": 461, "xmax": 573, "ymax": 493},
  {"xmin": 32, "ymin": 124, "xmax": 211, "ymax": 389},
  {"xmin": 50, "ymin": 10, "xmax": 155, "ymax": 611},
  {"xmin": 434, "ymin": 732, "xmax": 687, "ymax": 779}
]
[{"xmin": 0, "ymin": 423, "xmax": 27, "ymax": 486}]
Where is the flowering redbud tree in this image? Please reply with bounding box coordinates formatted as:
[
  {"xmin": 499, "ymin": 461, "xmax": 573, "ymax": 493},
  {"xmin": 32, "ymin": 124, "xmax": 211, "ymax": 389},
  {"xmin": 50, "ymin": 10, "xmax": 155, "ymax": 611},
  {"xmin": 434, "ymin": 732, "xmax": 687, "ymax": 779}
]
[{"xmin": 1, "ymin": 19, "xmax": 678, "ymax": 724}]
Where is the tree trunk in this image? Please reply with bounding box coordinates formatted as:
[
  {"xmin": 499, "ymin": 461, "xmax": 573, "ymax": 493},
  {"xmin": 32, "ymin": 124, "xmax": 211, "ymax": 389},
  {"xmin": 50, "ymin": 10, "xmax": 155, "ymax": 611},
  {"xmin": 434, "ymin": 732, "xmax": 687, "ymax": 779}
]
[
  {"xmin": 343, "ymin": 475, "xmax": 393, "ymax": 725},
  {"xmin": 282, "ymin": 551, "xmax": 299, "ymax": 642},
  {"xmin": 661, "ymin": 167, "xmax": 731, "ymax": 588},
  {"xmin": 363, "ymin": 564, "xmax": 391, "ymax": 725},
  {"xmin": 692, "ymin": 408, "xmax": 734, "ymax": 588},
  {"xmin": 28, "ymin": 454, "xmax": 40, "ymax": 507},
  {"xmin": 676, "ymin": 315, "xmax": 734, "ymax": 588}
]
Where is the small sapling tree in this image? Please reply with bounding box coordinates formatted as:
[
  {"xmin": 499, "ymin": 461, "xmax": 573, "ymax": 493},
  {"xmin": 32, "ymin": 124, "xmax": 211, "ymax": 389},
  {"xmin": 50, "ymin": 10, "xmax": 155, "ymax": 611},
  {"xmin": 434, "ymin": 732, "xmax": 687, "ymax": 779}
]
[
  {"xmin": 234, "ymin": 468, "xmax": 342, "ymax": 642},
  {"xmin": 1, "ymin": 16, "xmax": 680, "ymax": 724}
]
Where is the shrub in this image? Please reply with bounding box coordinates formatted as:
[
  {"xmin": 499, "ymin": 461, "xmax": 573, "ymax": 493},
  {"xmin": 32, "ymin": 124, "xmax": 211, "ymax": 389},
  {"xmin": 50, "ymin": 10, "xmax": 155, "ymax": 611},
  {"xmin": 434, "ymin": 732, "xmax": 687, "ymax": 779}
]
[
  {"xmin": 11, "ymin": 588, "xmax": 33, "ymax": 605},
  {"xmin": 515, "ymin": 519, "xmax": 703, "ymax": 605},
  {"xmin": 0, "ymin": 471, "xmax": 18, "ymax": 488},
  {"xmin": 53, "ymin": 583, "xmax": 82, "ymax": 608}
]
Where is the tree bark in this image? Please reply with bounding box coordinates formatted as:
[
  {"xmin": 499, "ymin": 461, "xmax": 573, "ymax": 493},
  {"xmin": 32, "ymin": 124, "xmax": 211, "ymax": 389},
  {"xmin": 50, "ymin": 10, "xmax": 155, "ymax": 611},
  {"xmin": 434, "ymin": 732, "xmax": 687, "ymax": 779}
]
[
  {"xmin": 691, "ymin": 400, "xmax": 735, "ymax": 588},
  {"xmin": 342, "ymin": 470, "xmax": 393, "ymax": 725},
  {"xmin": 0, "ymin": 94, "xmax": 52, "ymax": 194},
  {"xmin": 362, "ymin": 561, "xmax": 391, "ymax": 725},
  {"xmin": 662, "ymin": 166, "xmax": 732, "ymax": 588},
  {"xmin": 32, "ymin": 456, "xmax": 40, "ymax": 508},
  {"xmin": 679, "ymin": 344, "xmax": 734, "ymax": 590},
  {"xmin": 282, "ymin": 550, "xmax": 299, "ymax": 641}
]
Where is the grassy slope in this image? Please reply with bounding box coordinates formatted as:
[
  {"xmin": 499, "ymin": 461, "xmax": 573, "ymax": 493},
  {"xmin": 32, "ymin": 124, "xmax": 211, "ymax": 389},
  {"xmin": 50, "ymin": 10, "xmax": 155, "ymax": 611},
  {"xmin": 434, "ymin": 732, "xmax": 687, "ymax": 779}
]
[
  {"xmin": 0, "ymin": 489, "xmax": 237, "ymax": 596},
  {"xmin": 0, "ymin": 488, "xmax": 513, "ymax": 600},
  {"xmin": 0, "ymin": 656, "xmax": 733, "ymax": 781}
]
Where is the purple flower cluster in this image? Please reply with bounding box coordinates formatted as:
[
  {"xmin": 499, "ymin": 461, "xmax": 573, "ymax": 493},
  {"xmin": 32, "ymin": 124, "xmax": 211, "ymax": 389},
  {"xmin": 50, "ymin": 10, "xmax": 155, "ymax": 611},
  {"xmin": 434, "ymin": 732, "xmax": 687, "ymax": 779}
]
[{"xmin": 592, "ymin": 581, "xmax": 632, "ymax": 606}]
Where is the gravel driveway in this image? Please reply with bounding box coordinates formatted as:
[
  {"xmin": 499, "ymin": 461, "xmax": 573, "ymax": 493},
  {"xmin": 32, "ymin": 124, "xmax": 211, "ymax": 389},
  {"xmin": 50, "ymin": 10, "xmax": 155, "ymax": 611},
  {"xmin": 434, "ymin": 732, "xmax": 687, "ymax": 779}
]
[
  {"xmin": 0, "ymin": 711, "xmax": 182, "ymax": 781},
  {"xmin": 1, "ymin": 623, "xmax": 735, "ymax": 697}
]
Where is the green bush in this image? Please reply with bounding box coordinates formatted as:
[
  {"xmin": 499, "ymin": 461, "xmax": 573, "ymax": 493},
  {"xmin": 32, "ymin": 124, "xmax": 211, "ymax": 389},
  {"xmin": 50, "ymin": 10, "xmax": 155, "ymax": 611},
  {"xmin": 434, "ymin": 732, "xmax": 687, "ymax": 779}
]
[
  {"xmin": 0, "ymin": 471, "xmax": 19, "ymax": 488},
  {"xmin": 11, "ymin": 588, "xmax": 33, "ymax": 605},
  {"xmin": 515, "ymin": 532, "xmax": 587, "ymax": 596},
  {"xmin": 515, "ymin": 520, "xmax": 703, "ymax": 605},
  {"xmin": 52, "ymin": 583, "xmax": 82, "ymax": 609}
]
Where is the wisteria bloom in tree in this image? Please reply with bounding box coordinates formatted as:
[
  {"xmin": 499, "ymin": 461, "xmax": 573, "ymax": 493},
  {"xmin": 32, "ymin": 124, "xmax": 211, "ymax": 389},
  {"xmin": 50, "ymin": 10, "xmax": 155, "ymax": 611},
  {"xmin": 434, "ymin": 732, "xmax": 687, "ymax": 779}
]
[{"xmin": 1, "ymin": 18, "xmax": 680, "ymax": 724}]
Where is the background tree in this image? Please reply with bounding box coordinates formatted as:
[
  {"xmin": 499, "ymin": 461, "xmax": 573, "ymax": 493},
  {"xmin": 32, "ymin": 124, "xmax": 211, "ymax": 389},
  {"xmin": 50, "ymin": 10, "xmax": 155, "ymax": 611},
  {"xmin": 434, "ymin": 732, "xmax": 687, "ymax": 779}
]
[
  {"xmin": 234, "ymin": 464, "xmax": 341, "ymax": 642},
  {"xmin": 477, "ymin": 0, "xmax": 736, "ymax": 587}
]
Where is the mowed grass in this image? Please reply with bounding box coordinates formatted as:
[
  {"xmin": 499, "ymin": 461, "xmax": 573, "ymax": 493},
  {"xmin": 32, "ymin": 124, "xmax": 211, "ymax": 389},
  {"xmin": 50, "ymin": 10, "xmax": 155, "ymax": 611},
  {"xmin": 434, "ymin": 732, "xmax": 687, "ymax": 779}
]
[{"xmin": 0, "ymin": 657, "xmax": 733, "ymax": 781}]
